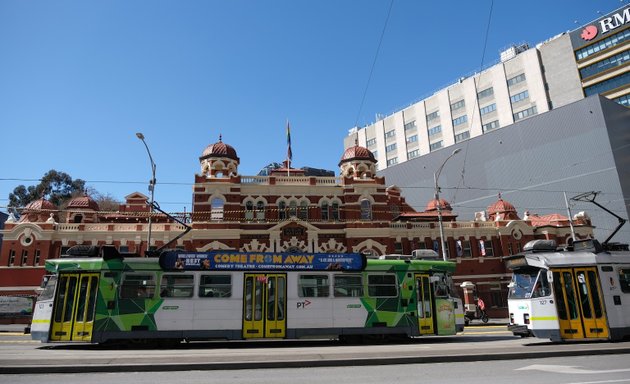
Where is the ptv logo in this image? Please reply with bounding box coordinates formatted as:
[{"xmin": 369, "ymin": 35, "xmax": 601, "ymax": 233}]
[
  {"xmin": 580, "ymin": 25, "xmax": 598, "ymax": 41},
  {"xmin": 297, "ymin": 299, "xmax": 311, "ymax": 309}
]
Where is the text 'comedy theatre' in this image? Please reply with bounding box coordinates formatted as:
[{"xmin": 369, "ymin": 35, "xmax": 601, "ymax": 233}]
[{"xmin": 345, "ymin": 5, "xmax": 630, "ymax": 244}]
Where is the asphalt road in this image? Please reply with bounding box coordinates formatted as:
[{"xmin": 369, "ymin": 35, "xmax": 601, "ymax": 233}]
[
  {"xmin": 4, "ymin": 354, "xmax": 630, "ymax": 384},
  {"xmin": 1, "ymin": 325, "xmax": 630, "ymax": 374}
]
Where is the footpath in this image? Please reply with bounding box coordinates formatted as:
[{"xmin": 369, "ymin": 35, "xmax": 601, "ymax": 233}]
[{"xmin": 2, "ymin": 322, "xmax": 630, "ymax": 374}]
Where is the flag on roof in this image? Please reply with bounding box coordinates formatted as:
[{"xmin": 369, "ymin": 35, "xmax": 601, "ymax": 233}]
[{"xmin": 286, "ymin": 121, "xmax": 292, "ymax": 162}]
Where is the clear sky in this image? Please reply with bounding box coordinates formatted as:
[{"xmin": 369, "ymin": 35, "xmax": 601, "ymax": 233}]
[{"xmin": 0, "ymin": 0, "xmax": 624, "ymax": 213}]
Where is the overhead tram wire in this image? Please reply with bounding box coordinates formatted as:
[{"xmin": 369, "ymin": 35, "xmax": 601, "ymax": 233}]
[
  {"xmin": 453, "ymin": 0, "xmax": 494, "ymax": 204},
  {"xmin": 353, "ymin": 0, "xmax": 395, "ymax": 128}
]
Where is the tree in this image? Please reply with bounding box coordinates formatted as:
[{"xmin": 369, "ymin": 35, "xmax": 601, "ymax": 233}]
[{"xmin": 8, "ymin": 170, "xmax": 87, "ymax": 209}]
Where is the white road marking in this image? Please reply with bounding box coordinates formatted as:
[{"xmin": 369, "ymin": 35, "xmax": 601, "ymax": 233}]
[{"xmin": 516, "ymin": 365, "xmax": 630, "ymax": 374}]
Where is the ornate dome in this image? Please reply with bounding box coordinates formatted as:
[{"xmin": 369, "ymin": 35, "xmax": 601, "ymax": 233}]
[
  {"xmin": 487, "ymin": 194, "xmax": 520, "ymax": 221},
  {"xmin": 425, "ymin": 198, "xmax": 452, "ymax": 212},
  {"xmin": 23, "ymin": 198, "xmax": 56, "ymax": 212},
  {"xmin": 19, "ymin": 198, "xmax": 58, "ymax": 223},
  {"xmin": 67, "ymin": 195, "xmax": 100, "ymax": 211},
  {"xmin": 200, "ymin": 135, "xmax": 239, "ymax": 162},
  {"xmin": 338, "ymin": 142, "xmax": 376, "ymax": 166}
]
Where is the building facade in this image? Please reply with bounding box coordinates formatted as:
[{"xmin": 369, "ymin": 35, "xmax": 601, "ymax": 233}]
[
  {"xmin": 346, "ymin": 4, "xmax": 629, "ymax": 173},
  {"xmin": 0, "ymin": 137, "xmax": 592, "ymax": 318}
]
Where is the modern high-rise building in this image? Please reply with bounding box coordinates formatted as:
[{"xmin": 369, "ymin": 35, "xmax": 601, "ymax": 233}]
[{"xmin": 345, "ymin": 4, "xmax": 630, "ymax": 172}]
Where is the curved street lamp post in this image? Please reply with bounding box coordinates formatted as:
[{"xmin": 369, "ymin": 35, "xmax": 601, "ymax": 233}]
[
  {"xmin": 136, "ymin": 132, "xmax": 156, "ymax": 255},
  {"xmin": 434, "ymin": 148, "xmax": 461, "ymax": 261}
]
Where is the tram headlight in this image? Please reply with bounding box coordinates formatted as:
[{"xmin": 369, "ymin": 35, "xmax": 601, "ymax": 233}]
[{"xmin": 523, "ymin": 313, "xmax": 530, "ymax": 324}]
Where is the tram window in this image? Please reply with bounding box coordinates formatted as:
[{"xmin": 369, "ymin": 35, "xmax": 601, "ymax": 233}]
[
  {"xmin": 39, "ymin": 275, "xmax": 57, "ymax": 301},
  {"xmin": 619, "ymin": 268, "xmax": 630, "ymax": 293},
  {"xmin": 531, "ymin": 270, "xmax": 551, "ymax": 298},
  {"xmin": 298, "ymin": 274, "xmax": 330, "ymax": 297},
  {"xmin": 367, "ymin": 274, "xmax": 398, "ymax": 297},
  {"xmin": 120, "ymin": 274, "xmax": 156, "ymax": 299},
  {"xmin": 334, "ymin": 275, "xmax": 363, "ymax": 297},
  {"xmin": 508, "ymin": 269, "xmax": 538, "ymax": 299},
  {"xmin": 160, "ymin": 274, "xmax": 194, "ymax": 298},
  {"xmin": 199, "ymin": 275, "xmax": 232, "ymax": 298}
]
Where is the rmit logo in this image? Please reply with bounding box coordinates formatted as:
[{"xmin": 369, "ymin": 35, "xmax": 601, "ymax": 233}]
[
  {"xmin": 580, "ymin": 25, "xmax": 598, "ymax": 41},
  {"xmin": 600, "ymin": 8, "xmax": 630, "ymax": 34},
  {"xmin": 297, "ymin": 299, "xmax": 311, "ymax": 309}
]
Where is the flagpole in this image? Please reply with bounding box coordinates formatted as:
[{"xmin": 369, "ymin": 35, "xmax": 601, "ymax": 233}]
[{"xmin": 286, "ymin": 120, "xmax": 292, "ymax": 177}]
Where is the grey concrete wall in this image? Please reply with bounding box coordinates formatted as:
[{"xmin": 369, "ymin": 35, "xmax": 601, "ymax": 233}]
[
  {"xmin": 378, "ymin": 96, "xmax": 630, "ymax": 244},
  {"xmin": 538, "ymin": 34, "xmax": 585, "ymax": 108}
]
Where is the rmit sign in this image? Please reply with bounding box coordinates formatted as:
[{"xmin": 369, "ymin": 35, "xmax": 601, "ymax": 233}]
[{"xmin": 580, "ymin": 7, "xmax": 630, "ymax": 41}]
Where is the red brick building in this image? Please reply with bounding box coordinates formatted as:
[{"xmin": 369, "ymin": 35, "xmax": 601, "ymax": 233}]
[{"xmin": 0, "ymin": 137, "xmax": 593, "ymax": 318}]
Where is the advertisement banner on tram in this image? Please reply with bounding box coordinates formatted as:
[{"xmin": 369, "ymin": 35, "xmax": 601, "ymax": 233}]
[{"xmin": 160, "ymin": 251, "xmax": 366, "ymax": 272}]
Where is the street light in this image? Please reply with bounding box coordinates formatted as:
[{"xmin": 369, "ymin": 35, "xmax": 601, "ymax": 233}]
[
  {"xmin": 434, "ymin": 148, "xmax": 461, "ymax": 261},
  {"xmin": 136, "ymin": 132, "xmax": 156, "ymax": 255}
]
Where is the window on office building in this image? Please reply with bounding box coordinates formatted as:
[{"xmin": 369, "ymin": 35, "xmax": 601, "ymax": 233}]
[
  {"xmin": 426, "ymin": 110, "xmax": 439, "ymax": 122},
  {"xmin": 429, "ymin": 141, "xmax": 443, "ymax": 151},
  {"xmin": 480, "ymin": 103, "xmax": 496, "ymax": 115},
  {"xmin": 404, "ymin": 120, "xmax": 417, "ymax": 131},
  {"xmin": 507, "ymin": 73, "xmax": 526, "ymax": 86},
  {"xmin": 450, "ymin": 100, "xmax": 465, "ymax": 111},
  {"xmin": 407, "ymin": 149, "xmax": 419, "ymax": 159},
  {"xmin": 454, "ymin": 131, "xmax": 470, "ymax": 143},
  {"xmin": 579, "ymin": 50, "xmax": 630, "ymax": 78},
  {"xmin": 385, "ymin": 143, "xmax": 396, "ymax": 152},
  {"xmin": 428, "ymin": 125, "xmax": 442, "ymax": 136},
  {"xmin": 482, "ymin": 120, "xmax": 500, "ymax": 132},
  {"xmin": 366, "ymin": 138, "xmax": 377, "ymax": 147},
  {"xmin": 385, "ymin": 130, "xmax": 396, "ymax": 138},
  {"xmin": 477, "ymin": 87, "xmax": 494, "ymax": 99},
  {"xmin": 452, "ymin": 115, "xmax": 468, "ymax": 126},
  {"xmin": 513, "ymin": 106, "xmax": 538, "ymax": 121},
  {"xmin": 387, "ymin": 157, "xmax": 398, "ymax": 166},
  {"xmin": 614, "ymin": 94, "xmax": 630, "ymax": 107},
  {"xmin": 584, "ymin": 72, "xmax": 630, "ymax": 96},
  {"xmin": 510, "ymin": 90, "xmax": 529, "ymax": 103},
  {"xmin": 406, "ymin": 134, "xmax": 417, "ymax": 144}
]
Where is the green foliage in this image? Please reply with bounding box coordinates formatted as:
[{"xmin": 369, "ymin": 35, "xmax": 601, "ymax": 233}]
[{"xmin": 8, "ymin": 170, "xmax": 86, "ymax": 209}]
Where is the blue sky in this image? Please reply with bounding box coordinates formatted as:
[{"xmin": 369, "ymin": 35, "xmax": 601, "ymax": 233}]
[{"xmin": 0, "ymin": 0, "xmax": 624, "ymax": 213}]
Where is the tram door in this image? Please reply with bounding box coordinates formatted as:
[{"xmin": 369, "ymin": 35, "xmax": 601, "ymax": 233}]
[
  {"xmin": 415, "ymin": 274, "xmax": 434, "ymax": 335},
  {"xmin": 50, "ymin": 273, "xmax": 99, "ymax": 342},
  {"xmin": 552, "ymin": 268, "xmax": 609, "ymax": 340},
  {"xmin": 242, "ymin": 274, "xmax": 286, "ymax": 339}
]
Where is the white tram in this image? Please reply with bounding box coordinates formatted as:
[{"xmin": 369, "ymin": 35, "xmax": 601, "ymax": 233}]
[{"xmin": 506, "ymin": 239, "xmax": 630, "ymax": 342}]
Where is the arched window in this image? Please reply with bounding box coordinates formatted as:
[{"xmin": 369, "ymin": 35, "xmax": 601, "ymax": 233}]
[
  {"xmin": 256, "ymin": 201, "xmax": 265, "ymax": 220},
  {"xmin": 289, "ymin": 201, "xmax": 298, "ymax": 218},
  {"xmin": 321, "ymin": 202, "xmax": 329, "ymax": 221},
  {"xmin": 332, "ymin": 202, "xmax": 340, "ymax": 221},
  {"xmin": 360, "ymin": 199, "xmax": 372, "ymax": 220},
  {"xmin": 298, "ymin": 201, "xmax": 308, "ymax": 220},
  {"xmin": 211, "ymin": 198, "xmax": 224, "ymax": 221},
  {"xmin": 245, "ymin": 201, "xmax": 254, "ymax": 220},
  {"xmin": 278, "ymin": 201, "xmax": 287, "ymax": 220}
]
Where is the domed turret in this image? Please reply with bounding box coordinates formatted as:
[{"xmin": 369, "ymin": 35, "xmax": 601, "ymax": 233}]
[
  {"xmin": 19, "ymin": 198, "xmax": 57, "ymax": 223},
  {"xmin": 199, "ymin": 135, "xmax": 240, "ymax": 178},
  {"xmin": 425, "ymin": 198, "xmax": 452, "ymax": 212},
  {"xmin": 339, "ymin": 139, "xmax": 377, "ymax": 179},
  {"xmin": 487, "ymin": 193, "xmax": 520, "ymax": 221},
  {"xmin": 66, "ymin": 195, "xmax": 100, "ymax": 223}
]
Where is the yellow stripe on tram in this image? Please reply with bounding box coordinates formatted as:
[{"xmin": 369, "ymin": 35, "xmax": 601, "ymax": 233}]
[
  {"xmin": 531, "ymin": 316, "xmax": 558, "ymax": 321},
  {"xmin": 31, "ymin": 319, "xmax": 50, "ymax": 324}
]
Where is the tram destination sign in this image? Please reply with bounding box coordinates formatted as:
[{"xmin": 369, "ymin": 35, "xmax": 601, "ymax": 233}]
[{"xmin": 160, "ymin": 251, "xmax": 366, "ymax": 272}]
